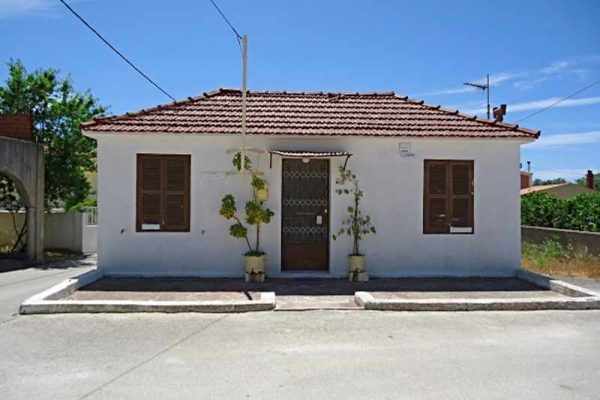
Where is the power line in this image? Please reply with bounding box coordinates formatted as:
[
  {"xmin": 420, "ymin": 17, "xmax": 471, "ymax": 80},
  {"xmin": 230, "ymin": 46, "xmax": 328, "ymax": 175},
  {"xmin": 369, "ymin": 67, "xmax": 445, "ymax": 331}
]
[
  {"xmin": 58, "ymin": 0, "xmax": 175, "ymax": 101},
  {"xmin": 208, "ymin": 0, "xmax": 242, "ymax": 43},
  {"xmin": 516, "ymin": 78, "xmax": 600, "ymax": 123}
]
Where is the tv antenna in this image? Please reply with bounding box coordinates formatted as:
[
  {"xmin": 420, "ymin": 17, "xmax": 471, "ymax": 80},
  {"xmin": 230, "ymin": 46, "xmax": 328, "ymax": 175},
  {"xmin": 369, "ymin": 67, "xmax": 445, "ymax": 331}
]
[{"xmin": 464, "ymin": 74, "xmax": 491, "ymax": 120}]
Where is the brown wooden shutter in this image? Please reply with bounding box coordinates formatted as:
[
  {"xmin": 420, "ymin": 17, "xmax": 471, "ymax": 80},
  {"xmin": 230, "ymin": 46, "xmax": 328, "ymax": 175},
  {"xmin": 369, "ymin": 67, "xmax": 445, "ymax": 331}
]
[
  {"xmin": 449, "ymin": 161, "xmax": 474, "ymax": 229},
  {"xmin": 137, "ymin": 155, "xmax": 163, "ymax": 230},
  {"xmin": 163, "ymin": 156, "xmax": 190, "ymax": 231},
  {"xmin": 424, "ymin": 161, "xmax": 450, "ymax": 233},
  {"xmin": 137, "ymin": 154, "xmax": 190, "ymax": 232}
]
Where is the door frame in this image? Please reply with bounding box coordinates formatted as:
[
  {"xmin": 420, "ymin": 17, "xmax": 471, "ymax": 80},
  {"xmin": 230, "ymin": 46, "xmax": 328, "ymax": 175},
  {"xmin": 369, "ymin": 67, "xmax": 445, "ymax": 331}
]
[{"xmin": 280, "ymin": 157, "xmax": 331, "ymax": 272}]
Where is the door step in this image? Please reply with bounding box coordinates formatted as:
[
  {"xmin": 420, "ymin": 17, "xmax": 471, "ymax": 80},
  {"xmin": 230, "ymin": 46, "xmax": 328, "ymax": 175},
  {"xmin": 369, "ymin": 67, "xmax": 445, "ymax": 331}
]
[{"xmin": 274, "ymin": 295, "xmax": 363, "ymax": 311}]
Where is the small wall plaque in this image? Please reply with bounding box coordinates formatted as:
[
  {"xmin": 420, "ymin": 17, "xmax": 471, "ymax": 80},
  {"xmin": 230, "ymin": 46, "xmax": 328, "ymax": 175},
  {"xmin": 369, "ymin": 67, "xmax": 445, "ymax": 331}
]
[
  {"xmin": 141, "ymin": 224, "xmax": 160, "ymax": 231},
  {"xmin": 450, "ymin": 226, "xmax": 473, "ymax": 234},
  {"xmin": 398, "ymin": 142, "xmax": 415, "ymax": 157}
]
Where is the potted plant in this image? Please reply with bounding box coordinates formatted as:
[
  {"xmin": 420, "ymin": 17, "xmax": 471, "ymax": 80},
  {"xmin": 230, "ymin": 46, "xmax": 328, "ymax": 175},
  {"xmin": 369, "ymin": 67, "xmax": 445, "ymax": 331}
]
[
  {"xmin": 332, "ymin": 166, "xmax": 376, "ymax": 282},
  {"xmin": 220, "ymin": 154, "xmax": 274, "ymax": 282}
]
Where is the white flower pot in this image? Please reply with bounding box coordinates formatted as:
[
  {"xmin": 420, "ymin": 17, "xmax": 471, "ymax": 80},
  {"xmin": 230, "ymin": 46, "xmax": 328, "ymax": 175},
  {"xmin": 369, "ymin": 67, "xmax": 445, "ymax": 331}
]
[
  {"xmin": 348, "ymin": 255, "xmax": 369, "ymax": 282},
  {"xmin": 245, "ymin": 254, "xmax": 265, "ymax": 282}
]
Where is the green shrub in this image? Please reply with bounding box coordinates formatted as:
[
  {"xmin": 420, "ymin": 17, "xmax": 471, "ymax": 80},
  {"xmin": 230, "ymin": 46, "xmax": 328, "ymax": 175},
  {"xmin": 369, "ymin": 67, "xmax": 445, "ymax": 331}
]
[{"xmin": 521, "ymin": 192, "xmax": 600, "ymax": 232}]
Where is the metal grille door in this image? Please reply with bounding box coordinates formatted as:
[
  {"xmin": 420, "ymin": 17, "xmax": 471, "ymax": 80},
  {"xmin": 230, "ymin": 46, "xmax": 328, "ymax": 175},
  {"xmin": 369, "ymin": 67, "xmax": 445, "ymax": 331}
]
[{"xmin": 281, "ymin": 159, "xmax": 329, "ymax": 271}]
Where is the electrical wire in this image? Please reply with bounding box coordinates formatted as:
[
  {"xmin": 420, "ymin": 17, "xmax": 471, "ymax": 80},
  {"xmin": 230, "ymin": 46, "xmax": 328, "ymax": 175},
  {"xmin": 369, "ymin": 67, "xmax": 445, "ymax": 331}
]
[
  {"xmin": 516, "ymin": 78, "xmax": 600, "ymax": 123},
  {"xmin": 58, "ymin": 0, "xmax": 175, "ymax": 101},
  {"xmin": 208, "ymin": 0, "xmax": 242, "ymax": 44}
]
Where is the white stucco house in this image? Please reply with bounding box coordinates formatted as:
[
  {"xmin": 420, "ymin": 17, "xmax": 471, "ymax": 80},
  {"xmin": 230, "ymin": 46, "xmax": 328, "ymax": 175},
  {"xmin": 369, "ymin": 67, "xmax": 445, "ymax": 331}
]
[{"xmin": 82, "ymin": 88, "xmax": 540, "ymax": 278}]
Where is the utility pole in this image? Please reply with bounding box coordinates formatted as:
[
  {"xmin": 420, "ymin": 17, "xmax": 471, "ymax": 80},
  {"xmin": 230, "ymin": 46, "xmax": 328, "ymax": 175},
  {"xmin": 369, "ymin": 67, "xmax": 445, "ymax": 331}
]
[
  {"xmin": 241, "ymin": 34, "xmax": 248, "ymax": 172},
  {"xmin": 207, "ymin": 1, "xmax": 253, "ymax": 175},
  {"xmin": 464, "ymin": 73, "xmax": 491, "ymax": 120}
]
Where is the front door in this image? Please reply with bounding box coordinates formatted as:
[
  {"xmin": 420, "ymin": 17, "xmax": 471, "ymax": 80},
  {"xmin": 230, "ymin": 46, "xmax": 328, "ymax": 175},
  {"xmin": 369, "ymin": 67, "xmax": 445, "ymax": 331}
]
[{"xmin": 281, "ymin": 158, "xmax": 329, "ymax": 271}]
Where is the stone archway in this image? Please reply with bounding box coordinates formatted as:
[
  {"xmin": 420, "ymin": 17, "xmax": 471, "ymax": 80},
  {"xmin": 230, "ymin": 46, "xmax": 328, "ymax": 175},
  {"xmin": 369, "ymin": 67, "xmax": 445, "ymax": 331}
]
[{"xmin": 0, "ymin": 136, "xmax": 44, "ymax": 262}]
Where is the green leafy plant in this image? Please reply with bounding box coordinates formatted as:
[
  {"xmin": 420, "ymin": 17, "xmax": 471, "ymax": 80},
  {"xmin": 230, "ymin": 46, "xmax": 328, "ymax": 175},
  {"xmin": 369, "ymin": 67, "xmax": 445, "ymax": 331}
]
[
  {"xmin": 66, "ymin": 197, "xmax": 97, "ymax": 213},
  {"xmin": 332, "ymin": 166, "xmax": 376, "ymax": 256},
  {"xmin": 219, "ymin": 154, "xmax": 274, "ymax": 256},
  {"xmin": 0, "ymin": 173, "xmax": 27, "ymax": 253},
  {"xmin": 522, "ymin": 192, "xmax": 600, "ymax": 232},
  {"xmin": 0, "ymin": 173, "xmax": 23, "ymax": 212},
  {"xmin": 0, "ymin": 60, "xmax": 105, "ymax": 209}
]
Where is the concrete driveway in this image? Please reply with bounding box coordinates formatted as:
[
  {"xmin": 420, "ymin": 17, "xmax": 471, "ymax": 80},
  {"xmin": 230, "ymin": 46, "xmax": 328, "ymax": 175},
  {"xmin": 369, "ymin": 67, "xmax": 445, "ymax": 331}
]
[
  {"xmin": 0, "ymin": 258, "xmax": 93, "ymax": 324},
  {"xmin": 1, "ymin": 264, "xmax": 600, "ymax": 400}
]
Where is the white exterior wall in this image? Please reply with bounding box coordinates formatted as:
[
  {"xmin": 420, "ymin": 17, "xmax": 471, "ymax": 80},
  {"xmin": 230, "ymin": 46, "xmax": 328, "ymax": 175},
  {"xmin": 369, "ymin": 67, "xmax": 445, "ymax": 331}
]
[{"xmin": 95, "ymin": 133, "xmax": 524, "ymax": 277}]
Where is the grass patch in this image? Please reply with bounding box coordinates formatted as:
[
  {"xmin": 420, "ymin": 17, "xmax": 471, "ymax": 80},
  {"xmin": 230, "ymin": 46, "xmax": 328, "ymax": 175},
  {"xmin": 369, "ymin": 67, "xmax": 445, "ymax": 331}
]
[{"xmin": 523, "ymin": 240, "xmax": 600, "ymax": 278}]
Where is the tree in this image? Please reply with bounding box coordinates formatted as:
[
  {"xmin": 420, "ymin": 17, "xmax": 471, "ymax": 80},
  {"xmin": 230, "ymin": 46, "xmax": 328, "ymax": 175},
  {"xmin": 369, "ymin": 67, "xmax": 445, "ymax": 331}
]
[
  {"xmin": 533, "ymin": 177, "xmax": 567, "ymax": 186},
  {"xmin": 0, "ymin": 60, "xmax": 106, "ymax": 209}
]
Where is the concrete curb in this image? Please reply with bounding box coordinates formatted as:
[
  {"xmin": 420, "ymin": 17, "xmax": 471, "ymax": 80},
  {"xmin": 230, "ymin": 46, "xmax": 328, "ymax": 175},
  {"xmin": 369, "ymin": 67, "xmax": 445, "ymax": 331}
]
[
  {"xmin": 355, "ymin": 296, "xmax": 600, "ymax": 311},
  {"xmin": 19, "ymin": 271, "xmax": 276, "ymax": 314},
  {"xmin": 516, "ymin": 269, "xmax": 600, "ymax": 298},
  {"xmin": 354, "ymin": 272, "xmax": 600, "ymax": 311}
]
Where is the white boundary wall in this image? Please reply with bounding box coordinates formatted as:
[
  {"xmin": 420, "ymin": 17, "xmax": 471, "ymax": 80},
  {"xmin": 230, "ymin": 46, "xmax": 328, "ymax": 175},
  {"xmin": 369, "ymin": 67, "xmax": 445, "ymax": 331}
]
[
  {"xmin": 46, "ymin": 211, "xmax": 97, "ymax": 254},
  {"xmin": 1, "ymin": 211, "xmax": 97, "ymax": 254}
]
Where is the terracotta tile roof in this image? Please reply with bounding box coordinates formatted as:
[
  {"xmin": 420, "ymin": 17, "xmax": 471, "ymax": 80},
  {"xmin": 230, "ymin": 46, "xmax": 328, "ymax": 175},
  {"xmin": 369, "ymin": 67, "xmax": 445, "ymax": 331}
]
[{"xmin": 82, "ymin": 88, "xmax": 540, "ymax": 139}]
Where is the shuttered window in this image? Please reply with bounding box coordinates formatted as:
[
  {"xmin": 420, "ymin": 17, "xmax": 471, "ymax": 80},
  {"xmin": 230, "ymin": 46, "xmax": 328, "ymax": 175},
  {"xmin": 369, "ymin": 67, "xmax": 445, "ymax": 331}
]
[
  {"xmin": 136, "ymin": 154, "xmax": 190, "ymax": 232},
  {"xmin": 424, "ymin": 160, "xmax": 474, "ymax": 234}
]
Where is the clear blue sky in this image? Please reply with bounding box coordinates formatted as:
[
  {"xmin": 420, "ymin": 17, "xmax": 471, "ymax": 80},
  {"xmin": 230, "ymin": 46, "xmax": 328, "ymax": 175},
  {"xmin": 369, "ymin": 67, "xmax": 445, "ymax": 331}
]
[{"xmin": 2, "ymin": 0, "xmax": 599, "ymax": 181}]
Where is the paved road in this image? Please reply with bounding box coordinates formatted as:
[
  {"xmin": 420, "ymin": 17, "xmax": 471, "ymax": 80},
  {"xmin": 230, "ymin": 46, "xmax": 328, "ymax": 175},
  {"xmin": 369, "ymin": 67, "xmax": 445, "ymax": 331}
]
[
  {"xmin": 1, "ymin": 266, "xmax": 600, "ymax": 400},
  {"xmin": 0, "ymin": 260, "xmax": 92, "ymax": 324}
]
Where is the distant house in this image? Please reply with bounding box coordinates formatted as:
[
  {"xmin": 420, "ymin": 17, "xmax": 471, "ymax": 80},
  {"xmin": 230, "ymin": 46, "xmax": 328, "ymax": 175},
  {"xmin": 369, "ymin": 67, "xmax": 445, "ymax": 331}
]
[
  {"xmin": 520, "ymin": 183, "xmax": 595, "ymax": 199},
  {"xmin": 520, "ymin": 170, "xmax": 596, "ymax": 199},
  {"xmin": 82, "ymin": 88, "xmax": 540, "ymax": 278},
  {"xmin": 520, "ymin": 171, "xmax": 533, "ymax": 189}
]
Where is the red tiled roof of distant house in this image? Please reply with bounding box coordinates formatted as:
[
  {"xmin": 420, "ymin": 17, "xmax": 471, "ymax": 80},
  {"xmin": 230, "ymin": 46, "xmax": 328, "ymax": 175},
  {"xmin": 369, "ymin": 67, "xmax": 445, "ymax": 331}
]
[
  {"xmin": 82, "ymin": 88, "xmax": 540, "ymax": 139},
  {"xmin": 0, "ymin": 114, "xmax": 33, "ymax": 141}
]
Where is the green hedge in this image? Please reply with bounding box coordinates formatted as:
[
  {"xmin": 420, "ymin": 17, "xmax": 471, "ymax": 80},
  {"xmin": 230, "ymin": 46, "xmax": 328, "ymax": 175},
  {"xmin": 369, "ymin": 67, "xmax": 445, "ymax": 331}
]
[{"xmin": 521, "ymin": 192, "xmax": 600, "ymax": 232}]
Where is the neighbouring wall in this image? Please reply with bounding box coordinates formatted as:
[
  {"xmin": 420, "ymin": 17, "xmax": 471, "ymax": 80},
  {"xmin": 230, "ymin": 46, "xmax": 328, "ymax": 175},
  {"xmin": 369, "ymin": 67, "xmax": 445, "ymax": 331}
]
[
  {"xmin": 45, "ymin": 212, "xmax": 83, "ymax": 252},
  {"xmin": 82, "ymin": 222, "xmax": 97, "ymax": 254},
  {"xmin": 0, "ymin": 211, "xmax": 97, "ymax": 254},
  {"xmin": 0, "ymin": 136, "xmax": 44, "ymax": 261},
  {"xmin": 94, "ymin": 134, "xmax": 524, "ymax": 278},
  {"xmin": 522, "ymin": 225, "xmax": 600, "ymax": 256}
]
